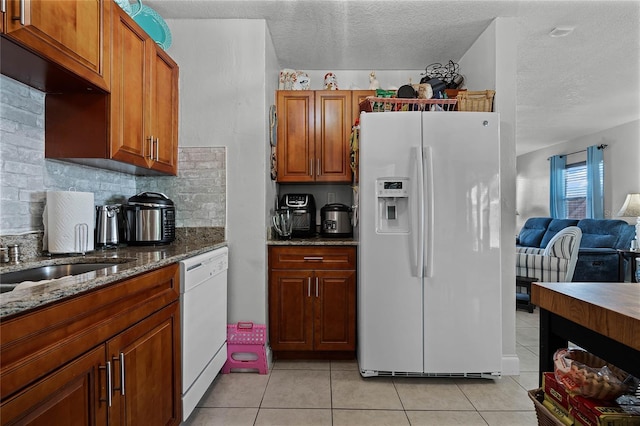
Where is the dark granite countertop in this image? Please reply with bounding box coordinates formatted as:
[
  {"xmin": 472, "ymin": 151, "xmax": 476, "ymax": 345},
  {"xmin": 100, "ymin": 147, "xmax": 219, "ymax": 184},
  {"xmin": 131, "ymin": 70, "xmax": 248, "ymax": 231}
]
[
  {"xmin": 267, "ymin": 235, "xmax": 358, "ymax": 246},
  {"xmin": 0, "ymin": 230, "xmax": 226, "ymax": 318}
]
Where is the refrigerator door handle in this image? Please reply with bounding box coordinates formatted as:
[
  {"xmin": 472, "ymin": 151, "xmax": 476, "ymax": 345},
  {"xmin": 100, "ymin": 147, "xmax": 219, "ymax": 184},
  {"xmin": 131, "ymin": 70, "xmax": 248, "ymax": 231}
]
[
  {"xmin": 423, "ymin": 145, "xmax": 434, "ymax": 277},
  {"xmin": 415, "ymin": 146, "xmax": 425, "ymax": 278}
]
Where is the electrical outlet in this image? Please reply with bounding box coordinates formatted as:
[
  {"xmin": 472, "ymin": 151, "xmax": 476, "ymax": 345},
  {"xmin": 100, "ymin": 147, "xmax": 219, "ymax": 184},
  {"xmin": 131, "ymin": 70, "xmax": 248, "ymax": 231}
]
[{"xmin": 328, "ymin": 192, "xmax": 336, "ymax": 204}]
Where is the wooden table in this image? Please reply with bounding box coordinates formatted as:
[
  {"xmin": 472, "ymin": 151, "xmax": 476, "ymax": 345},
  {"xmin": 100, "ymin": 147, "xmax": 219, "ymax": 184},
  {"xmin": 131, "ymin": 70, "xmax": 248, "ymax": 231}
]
[{"xmin": 531, "ymin": 282, "xmax": 640, "ymax": 385}]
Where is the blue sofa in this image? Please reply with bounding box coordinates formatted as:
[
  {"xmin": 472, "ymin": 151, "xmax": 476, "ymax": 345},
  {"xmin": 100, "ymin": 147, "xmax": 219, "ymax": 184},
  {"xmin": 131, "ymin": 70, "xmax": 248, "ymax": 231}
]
[{"xmin": 517, "ymin": 217, "xmax": 635, "ymax": 282}]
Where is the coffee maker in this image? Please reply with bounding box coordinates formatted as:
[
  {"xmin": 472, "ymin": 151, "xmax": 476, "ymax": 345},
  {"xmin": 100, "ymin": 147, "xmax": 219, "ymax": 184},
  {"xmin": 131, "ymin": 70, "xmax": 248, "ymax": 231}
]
[{"xmin": 279, "ymin": 194, "xmax": 316, "ymax": 237}]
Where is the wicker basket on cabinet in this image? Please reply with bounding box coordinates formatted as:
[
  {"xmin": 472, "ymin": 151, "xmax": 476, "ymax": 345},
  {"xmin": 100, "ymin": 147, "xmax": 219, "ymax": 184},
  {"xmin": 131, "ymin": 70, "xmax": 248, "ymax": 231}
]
[{"xmin": 456, "ymin": 90, "xmax": 495, "ymax": 112}]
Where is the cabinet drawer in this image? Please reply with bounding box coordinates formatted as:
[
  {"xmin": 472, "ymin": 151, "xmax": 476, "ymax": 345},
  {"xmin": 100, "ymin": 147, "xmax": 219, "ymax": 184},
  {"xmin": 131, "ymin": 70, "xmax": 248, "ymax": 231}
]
[{"xmin": 269, "ymin": 246, "xmax": 355, "ymax": 270}]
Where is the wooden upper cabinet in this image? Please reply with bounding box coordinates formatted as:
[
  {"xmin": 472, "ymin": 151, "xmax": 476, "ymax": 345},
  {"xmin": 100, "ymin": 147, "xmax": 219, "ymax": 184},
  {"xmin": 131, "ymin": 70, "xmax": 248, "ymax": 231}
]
[
  {"xmin": 276, "ymin": 90, "xmax": 356, "ymax": 183},
  {"xmin": 110, "ymin": 7, "xmax": 178, "ymax": 174},
  {"xmin": 351, "ymin": 90, "xmax": 375, "ymax": 124},
  {"xmin": 147, "ymin": 46, "xmax": 179, "ymax": 174},
  {"xmin": 110, "ymin": 8, "xmax": 149, "ymax": 169},
  {"xmin": 314, "ymin": 91, "xmax": 352, "ymax": 182},
  {"xmin": 2, "ymin": 0, "xmax": 111, "ymax": 91},
  {"xmin": 43, "ymin": 5, "xmax": 179, "ymax": 176},
  {"xmin": 276, "ymin": 91, "xmax": 314, "ymax": 182}
]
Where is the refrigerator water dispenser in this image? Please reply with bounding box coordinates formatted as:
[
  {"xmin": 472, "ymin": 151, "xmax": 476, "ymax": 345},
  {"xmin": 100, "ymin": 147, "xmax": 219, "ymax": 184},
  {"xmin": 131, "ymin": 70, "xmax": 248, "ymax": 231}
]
[{"xmin": 376, "ymin": 178, "xmax": 409, "ymax": 234}]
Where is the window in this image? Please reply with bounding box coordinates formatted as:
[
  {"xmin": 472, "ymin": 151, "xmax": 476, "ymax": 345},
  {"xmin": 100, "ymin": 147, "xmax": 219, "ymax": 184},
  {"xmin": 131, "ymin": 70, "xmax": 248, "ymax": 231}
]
[
  {"xmin": 563, "ymin": 160, "xmax": 603, "ymax": 219},
  {"xmin": 549, "ymin": 144, "xmax": 605, "ymax": 220}
]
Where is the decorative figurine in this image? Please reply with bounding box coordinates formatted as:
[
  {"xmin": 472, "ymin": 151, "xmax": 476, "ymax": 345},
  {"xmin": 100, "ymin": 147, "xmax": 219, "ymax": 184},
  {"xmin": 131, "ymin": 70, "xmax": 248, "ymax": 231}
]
[
  {"xmin": 324, "ymin": 72, "xmax": 338, "ymax": 90},
  {"xmin": 292, "ymin": 72, "xmax": 310, "ymax": 90},
  {"xmin": 368, "ymin": 71, "xmax": 380, "ymax": 90}
]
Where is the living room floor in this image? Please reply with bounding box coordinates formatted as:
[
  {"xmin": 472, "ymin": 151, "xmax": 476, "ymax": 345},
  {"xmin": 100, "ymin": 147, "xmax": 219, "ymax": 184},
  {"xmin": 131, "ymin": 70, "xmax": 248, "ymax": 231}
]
[{"xmin": 184, "ymin": 309, "xmax": 541, "ymax": 426}]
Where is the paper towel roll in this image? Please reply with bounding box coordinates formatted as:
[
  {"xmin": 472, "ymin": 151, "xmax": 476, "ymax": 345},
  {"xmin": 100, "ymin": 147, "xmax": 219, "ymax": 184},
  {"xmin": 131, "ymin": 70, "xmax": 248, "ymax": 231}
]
[{"xmin": 45, "ymin": 191, "xmax": 95, "ymax": 254}]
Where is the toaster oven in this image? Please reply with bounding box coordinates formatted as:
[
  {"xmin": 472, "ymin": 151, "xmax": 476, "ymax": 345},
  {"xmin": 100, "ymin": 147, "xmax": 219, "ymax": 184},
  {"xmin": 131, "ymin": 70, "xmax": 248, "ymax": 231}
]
[{"xmin": 280, "ymin": 194, "xmax": 316, "ymax": 237}]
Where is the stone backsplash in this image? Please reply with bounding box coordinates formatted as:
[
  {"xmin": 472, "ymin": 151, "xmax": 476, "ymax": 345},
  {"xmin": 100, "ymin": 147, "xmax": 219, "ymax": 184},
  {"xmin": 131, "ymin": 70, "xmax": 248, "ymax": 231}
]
[{"xmin": 1, "ymin": 75, "xmax": 226, "ymax": 241}]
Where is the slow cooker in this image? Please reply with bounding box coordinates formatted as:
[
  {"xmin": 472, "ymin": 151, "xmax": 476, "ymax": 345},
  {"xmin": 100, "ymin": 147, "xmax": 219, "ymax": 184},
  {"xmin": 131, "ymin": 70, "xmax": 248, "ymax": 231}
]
[
  {"xmin": 320, "ymin": 203, "xmax": 353, "ymax": 237},
  {"xmin": 122, "ymin": 192, "xmax": 175, "ymax": 245}
]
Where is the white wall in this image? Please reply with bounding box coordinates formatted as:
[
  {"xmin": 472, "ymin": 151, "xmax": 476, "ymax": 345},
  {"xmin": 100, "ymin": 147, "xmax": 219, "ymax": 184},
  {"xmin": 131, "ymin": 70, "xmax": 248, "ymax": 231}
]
[
  {"xmin": 516, "ymin": 119, "xmax": 640, "ymax": 229},
  {"xmin": 303, "ymin": 70, "xmax": 423, "ymax": 91},
  {"xmin": 264, "ymin": 26, "xmax": 279, "ymax": 321},
  {"xmin": 165, "ymin": 19, "xmax": 274, "ymax": 324},
  {"xmin": 459, "ymin": 18, "xmax": 519, "ymax": 375}
]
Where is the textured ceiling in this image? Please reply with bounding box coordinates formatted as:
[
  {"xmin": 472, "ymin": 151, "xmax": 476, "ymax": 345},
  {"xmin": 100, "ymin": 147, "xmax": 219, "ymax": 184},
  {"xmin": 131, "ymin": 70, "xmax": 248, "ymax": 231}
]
[{"xmin": 145, "ymin": 0, "xmax": 640, "ymax": 155}]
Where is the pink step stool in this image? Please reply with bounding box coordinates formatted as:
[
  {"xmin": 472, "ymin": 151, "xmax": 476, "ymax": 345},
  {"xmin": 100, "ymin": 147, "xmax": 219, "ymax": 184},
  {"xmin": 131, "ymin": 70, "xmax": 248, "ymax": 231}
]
[{"xmin": 222, "ymin": 322, "xmax": 268, "ymax": 375}]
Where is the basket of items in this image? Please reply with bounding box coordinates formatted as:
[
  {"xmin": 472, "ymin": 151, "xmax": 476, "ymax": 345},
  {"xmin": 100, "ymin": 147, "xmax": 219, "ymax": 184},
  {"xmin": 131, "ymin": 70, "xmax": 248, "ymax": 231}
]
[
  {"xmin": 363, "ymin": 96, "xmax": 458, "ymax": 112},
  {"xmin": 553, "ymin": 348, "xmax": 629, "ymax": 400},
  {"xmin": 528, "ymin": 388, "xmax": 567, "ymax": 426},
  {"xmin": 529, "ymin": 349, "xmax": 640, "ymax": 426},
  {"xmin": 456, "ymin": 90, "xmax": 495, "ymax": 112}
]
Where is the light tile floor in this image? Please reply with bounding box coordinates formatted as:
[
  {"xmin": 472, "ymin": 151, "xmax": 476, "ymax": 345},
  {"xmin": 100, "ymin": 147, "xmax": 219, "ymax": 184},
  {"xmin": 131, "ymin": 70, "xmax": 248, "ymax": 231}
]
[{"xmin": 184, "ymin": 309, "xmax": 540, "ymax": 425}]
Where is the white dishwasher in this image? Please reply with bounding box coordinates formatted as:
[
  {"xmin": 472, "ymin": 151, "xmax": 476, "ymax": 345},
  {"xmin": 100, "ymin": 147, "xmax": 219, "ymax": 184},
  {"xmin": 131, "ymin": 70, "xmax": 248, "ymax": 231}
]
[{"xmin": 180, "ymin": 247, "xmax": 228, "ymax": 421}]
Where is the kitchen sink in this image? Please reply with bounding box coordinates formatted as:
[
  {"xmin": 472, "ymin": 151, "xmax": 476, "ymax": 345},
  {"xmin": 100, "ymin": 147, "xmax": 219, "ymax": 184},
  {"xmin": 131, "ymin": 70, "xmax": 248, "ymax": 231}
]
[{"xmin": 0, "ymin": 261, "xmax": 130, "ymax": 293}]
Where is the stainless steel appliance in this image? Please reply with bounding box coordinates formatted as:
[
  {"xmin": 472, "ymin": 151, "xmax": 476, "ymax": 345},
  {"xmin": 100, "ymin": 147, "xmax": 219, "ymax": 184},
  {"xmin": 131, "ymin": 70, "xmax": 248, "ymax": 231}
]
[
  {"xmin": 180, "ymin": 247, "xmax": 228, "ymax": 421},
  {"xmin": 321, "ymin": 203, "xmax": 353, "ymax": 237},
  {"xmin": 95, "ymin": 204, "xmax": 121, "ymax": 247},
  {"xmin": 123, "ymin": 192, "xmax": 175, "ymax": 245},
  {"xmin": 280, "ymin": 194, "xmax": 316, "ymax": 237}
]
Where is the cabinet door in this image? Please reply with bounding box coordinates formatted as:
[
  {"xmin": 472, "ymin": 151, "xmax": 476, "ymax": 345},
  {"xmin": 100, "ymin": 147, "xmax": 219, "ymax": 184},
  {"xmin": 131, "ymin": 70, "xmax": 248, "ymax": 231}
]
[
  {"xmin": 276, "ymin": 91, "xmax": 315, "ymax": 182},
  {"xmin": 269, "ymin": 269, "xmax": 314, "ymax": 351},
  {"xmin": 3, "ymin": 0, "xmax": 110, "ymax": 91},
  {"xmin": 148, "ymin": 46, "xmax": 179, "ymax": 175},
  {"xmin": 315, "ymin": 91, "xmax": 352, "ymax": 182},
  {"xmin": 110, "ymin": 7, "xmax": 150, "ymax": 169},
  {"xmin": 350, "ymin": 90, "xmax": 375, "ymax": 124},
  {"xmin": 314, "ymin": 270, "xmax": 356, "ymax": 351},
  {"xmin": 0, "ymin": 346, "xmax": 108, "ymax": 426},
  {"xmin": 107, "ymin": 302, "xmax": 181, "ymax": 426}
]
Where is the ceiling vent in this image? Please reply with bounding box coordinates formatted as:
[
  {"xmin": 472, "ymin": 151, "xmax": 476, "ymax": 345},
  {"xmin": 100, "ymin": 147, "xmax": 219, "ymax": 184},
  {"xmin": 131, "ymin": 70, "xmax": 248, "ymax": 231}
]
[{"xmin": 549, "ymin": 27, "xmax": 575, "ymax": 37}]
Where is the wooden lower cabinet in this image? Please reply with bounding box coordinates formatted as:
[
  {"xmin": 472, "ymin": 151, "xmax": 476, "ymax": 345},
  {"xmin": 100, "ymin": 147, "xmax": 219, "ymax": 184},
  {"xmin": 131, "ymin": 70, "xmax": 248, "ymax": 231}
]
[
  {"xmin": 107, "ymin": 303, "xmax": 180, "ymax": 425},
  {"xmin": 0, "ymin": 264, "xmax": 181, "ymax": 425},
  {"xmin": 268, "ymin": 246, "xmax": 356, "ymax": 356},
  {"xmin": 0, "ymin": 346, "xmax": 107, "ymax": 426}
]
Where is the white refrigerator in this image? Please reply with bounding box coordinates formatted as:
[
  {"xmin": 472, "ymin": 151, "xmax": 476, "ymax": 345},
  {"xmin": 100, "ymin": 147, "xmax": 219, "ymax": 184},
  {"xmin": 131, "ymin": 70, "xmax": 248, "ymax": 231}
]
[{"xmin": 357, "ymin": 111, "xmax": 502, "ymax": 378}]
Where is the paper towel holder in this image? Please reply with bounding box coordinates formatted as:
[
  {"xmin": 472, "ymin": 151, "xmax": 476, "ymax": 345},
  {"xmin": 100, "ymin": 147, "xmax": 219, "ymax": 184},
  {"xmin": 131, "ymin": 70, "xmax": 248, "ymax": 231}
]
[{"xmin": 75, "ymin": 223, "xmax": 89, "ymax": 255}]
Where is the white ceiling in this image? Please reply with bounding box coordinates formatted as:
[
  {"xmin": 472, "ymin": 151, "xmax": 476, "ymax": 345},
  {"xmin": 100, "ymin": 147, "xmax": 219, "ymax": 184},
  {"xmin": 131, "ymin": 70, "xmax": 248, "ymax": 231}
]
[{"xmin": 144, "ymin": 0, "xmax": 640, "ymax": 155}]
